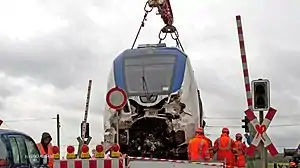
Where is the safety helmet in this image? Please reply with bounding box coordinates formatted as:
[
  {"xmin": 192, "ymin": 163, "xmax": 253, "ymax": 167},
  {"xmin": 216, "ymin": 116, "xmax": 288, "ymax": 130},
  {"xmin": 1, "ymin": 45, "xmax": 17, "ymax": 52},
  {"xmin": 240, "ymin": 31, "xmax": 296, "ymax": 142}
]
[
  {"xmin": 196, "ymin": 127, "xmax": 204, "ymax": 134},
  {"xmin": 290, "ymin": 162, "xmax": 296, "ymax": 166},
  {"xmin": 235, "ymin": 133, "xmax": 242, "ymax": 140},
  {"xmin": 222, "ymin": 127, "xmax": 229, "ymax": 134}
]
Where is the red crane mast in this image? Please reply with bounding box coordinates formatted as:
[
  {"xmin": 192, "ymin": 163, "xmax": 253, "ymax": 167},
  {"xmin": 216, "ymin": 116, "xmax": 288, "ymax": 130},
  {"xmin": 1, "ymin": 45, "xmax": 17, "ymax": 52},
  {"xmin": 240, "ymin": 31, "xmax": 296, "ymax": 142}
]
[{"xmin": 131, "ymin": 0, "xmax": 184, "ymax": 51}]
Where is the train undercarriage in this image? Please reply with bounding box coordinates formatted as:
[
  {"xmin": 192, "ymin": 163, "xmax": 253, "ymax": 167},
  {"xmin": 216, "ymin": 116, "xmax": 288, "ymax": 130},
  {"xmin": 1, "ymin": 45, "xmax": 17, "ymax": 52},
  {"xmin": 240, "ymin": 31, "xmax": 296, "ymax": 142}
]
[
  {"xmin": 104, "ymin": 97, "xmax": 194, "ymax": 160},
  {"xmin": 119, "ymin": 117, "xmax": 188, "ymax": 160}
]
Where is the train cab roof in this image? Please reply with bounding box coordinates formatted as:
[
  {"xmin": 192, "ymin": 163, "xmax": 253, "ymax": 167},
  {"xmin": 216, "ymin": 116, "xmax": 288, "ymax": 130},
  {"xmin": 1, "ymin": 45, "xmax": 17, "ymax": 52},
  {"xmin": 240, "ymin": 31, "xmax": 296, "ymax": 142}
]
[
  {"xmin": 117, "ymin": 43, "xmax": 187, "ymax": 58},
  {"xmin": 113, "ymin": 43, "xmax": 189, "ymax": 95}
]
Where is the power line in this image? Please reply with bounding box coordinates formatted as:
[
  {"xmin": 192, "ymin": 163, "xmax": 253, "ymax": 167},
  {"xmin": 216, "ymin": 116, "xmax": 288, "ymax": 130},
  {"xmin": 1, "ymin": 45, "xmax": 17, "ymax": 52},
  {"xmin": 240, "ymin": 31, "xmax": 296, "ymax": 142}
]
[
  {"xmin": 206, "ymin": 123, "xmax": 300, "ymax": 128},
  {"xmin": 4, "ymin": 117, "xmax": 56, "ymax": 122},
  {"xmin": 271, "ymin": 124, "xmax": 300, "ymax": 127},
  {"xmin": 204, "ymin": 117, "xmax": 240, "ymax": 120},
  {"xmin": 205, "ymin": 114, "xmax": 300, "ymax": 120}
]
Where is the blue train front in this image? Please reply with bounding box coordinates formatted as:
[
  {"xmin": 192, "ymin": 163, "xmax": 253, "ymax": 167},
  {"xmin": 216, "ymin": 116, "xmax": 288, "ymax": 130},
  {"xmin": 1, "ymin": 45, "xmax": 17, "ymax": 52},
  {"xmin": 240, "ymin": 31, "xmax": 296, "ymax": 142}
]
[{"xmin": 103, "ymin": 43, "xmax": 204, "ymax": 160}]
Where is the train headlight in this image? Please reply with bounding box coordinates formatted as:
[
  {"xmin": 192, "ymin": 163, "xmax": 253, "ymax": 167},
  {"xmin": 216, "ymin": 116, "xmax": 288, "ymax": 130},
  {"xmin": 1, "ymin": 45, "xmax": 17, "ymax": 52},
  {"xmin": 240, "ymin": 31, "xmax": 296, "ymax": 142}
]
[{"xmin": 140, "ymin": 95, "xmax": 157, "ymax": 103}]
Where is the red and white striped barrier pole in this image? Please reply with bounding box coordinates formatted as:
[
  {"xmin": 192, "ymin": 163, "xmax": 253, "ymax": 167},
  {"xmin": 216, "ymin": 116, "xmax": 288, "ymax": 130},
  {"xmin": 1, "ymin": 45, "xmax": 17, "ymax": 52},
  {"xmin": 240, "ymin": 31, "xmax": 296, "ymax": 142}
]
[
  {"xmin": 245, "ymin": 108, "xmax": 279, "ymax": 156},
  {"xmin": 236, "ymin": 15, "xmax": 252, "ymax": 109}
]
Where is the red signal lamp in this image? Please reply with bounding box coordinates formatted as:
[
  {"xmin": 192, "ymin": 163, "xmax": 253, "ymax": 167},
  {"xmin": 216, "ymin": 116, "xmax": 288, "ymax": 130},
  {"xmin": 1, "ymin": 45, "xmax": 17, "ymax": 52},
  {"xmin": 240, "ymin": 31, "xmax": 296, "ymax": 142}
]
[
  {"xmin": 67, "ymin": 145, "xmax": 75, "ymax": 154},
  {"xmin": 66, "ymin": 145, "xmax": 76, "ymax": 159},
  {"xmin": 95, "ymin": 144, "xmax": 104, "ymax": 158},
  {"xmin": 112, "ymin": 144, "xmax": 120, "ymax": 152},
  {"xmin": 96, "ymin": 145, "xmax": 104, "ymax": 153},
  {"xmin": 80, "ymin": 144, "xmax": 90, "ymax": 159},
  {"xmin": 52, "ymin": 146, "xmax": 59, "ymax": 154},
  {"xmin": 81, "ymin": 144, "xmax": 89, "ymax": 153},
  {"xmin": 110, "ymin": 144, "xmax": 121, "ymax": 158},
  {"xmin": 52, "ymin": 146, "xmax": 60, "ymax": 160}
]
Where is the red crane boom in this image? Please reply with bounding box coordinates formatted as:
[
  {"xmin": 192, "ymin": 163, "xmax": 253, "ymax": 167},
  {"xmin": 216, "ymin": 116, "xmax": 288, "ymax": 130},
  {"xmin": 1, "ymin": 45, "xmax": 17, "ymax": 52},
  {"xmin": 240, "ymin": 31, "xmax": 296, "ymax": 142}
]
[{"xmin": 131, "ymin": 0, "xmax": 184, "ymax": 51}]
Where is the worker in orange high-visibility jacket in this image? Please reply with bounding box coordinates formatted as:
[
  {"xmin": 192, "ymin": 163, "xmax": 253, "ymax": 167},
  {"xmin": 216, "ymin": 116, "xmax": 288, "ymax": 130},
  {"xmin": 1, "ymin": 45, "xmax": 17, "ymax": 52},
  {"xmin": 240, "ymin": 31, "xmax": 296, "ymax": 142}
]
[
  {"xmin": 234, "ymin": 133, "xmax": 247, "ymax": 168},
  {"xmin": 37, "ymin": 132, "xmax": 54, "ymax": 168},
  {"xmin": 188, "ymin": 127, "xmax": 211, "ymax": 161},
  {"xmin": 203, "ymin": 136, "xmax": 213, "ymax": 159},
  {"xmin": 211, "ymin": 128, "xmax": 236, "ymax": 168}
]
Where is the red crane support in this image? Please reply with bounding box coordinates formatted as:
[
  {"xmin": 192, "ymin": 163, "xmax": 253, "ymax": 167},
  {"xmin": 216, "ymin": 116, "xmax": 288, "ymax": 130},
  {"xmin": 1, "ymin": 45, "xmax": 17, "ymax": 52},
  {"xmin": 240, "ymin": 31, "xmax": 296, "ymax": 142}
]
[{"xmin": 131, "ymin": 0, "xmax": 184, "ymax": 51}]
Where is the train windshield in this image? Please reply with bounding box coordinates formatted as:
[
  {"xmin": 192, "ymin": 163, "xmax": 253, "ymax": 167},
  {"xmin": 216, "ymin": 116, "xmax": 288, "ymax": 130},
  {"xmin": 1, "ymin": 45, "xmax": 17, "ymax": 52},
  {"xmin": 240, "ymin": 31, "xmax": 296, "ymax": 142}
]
[{"xmin": 124, "ymin": 55, "xmax": 176, "ymax": 95}]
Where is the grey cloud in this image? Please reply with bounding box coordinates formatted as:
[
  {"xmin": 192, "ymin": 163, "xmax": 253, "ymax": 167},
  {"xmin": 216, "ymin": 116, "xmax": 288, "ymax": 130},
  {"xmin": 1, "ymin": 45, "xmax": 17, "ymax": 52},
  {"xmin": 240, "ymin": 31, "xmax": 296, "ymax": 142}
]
[
  {"xmin": 258, "ymin": 46, "xmax": 300, "ymax": 84},
  {"xmin": 0, "ymin": 0, "xmax": 118, "ymax": 89},
  {"xmin": 0, "ymin": 27, "xmax": 104, "ymax": 89},
  {"xmin": 0, "ymin": 87, "xmax": 12, "ymax": 99},
  {"xmin": 0, "ymin": 100, "xmax": 3, "ymax": 109},
  {"xmin": 0, "ymin": 76, "xmax": 23, "ymax": 99},
  {"xmin": 46, "ymin": 77, "xmax": 108, "ymax": 115}
]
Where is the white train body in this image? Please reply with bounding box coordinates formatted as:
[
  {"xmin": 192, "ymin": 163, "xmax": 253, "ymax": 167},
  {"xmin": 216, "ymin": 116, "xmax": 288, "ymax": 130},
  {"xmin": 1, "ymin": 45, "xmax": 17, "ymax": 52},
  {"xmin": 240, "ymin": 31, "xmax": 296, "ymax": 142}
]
[{"xmin": 103, "ymin": 44, "xmax": 204, "ymax": 159}]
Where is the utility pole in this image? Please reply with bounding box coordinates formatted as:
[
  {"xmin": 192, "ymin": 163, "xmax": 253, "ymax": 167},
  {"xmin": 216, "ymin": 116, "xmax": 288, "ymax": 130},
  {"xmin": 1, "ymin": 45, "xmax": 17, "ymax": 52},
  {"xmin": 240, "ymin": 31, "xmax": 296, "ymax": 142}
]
[
  {"xmin": 247, "ymin": 125, "xmax": 256, "ymax": 168},
  {"xmin": 56, "ymin": 114, "xmax": 60, "ymax": 150},
  {"xmin": 116, "ymin": 111, "xmax": 120, "ymax": 144},
  {"xmin": 251, "ymin": 79, "xmax": 271, "ymax": 168},
  {"xmin": 259, "ymin": 111, "xmax": 268, "ymax": 168}
]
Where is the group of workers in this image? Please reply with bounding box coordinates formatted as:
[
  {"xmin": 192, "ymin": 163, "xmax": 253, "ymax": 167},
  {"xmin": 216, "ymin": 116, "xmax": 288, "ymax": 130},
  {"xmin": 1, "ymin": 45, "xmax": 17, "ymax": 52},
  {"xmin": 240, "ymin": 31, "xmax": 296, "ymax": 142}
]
[
  {"xmin": 188, "ymin": 127, "xmax": 247, "ymax": 168},
  {"xmin": 37, "ymin": 128, "xmax": 247, "ymax": 168}
]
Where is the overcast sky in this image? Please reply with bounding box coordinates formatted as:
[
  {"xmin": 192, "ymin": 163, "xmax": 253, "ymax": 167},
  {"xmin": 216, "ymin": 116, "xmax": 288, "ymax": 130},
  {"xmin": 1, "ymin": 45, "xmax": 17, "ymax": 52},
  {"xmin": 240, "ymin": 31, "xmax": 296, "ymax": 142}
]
[{"xmin": 0, "ymin": 0, "xmax": 300, "ymax": 155}]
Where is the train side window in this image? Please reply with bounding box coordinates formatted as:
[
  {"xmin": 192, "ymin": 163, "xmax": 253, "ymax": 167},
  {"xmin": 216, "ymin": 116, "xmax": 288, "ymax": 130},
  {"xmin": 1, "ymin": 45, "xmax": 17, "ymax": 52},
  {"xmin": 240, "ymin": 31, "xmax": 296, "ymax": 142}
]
[
  {"xmin": 0, "ymin": 138, "xmax": 8, "ymax": 166},
  {"xmin": 9, "ymin": 136, "xmax": 28, "ymax": 165}
]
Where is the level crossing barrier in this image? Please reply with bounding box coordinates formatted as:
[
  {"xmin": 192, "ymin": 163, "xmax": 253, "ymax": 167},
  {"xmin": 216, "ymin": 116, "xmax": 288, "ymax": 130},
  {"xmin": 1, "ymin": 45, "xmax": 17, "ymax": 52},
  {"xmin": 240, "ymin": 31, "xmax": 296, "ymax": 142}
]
[
  {"xmin": 126, "ymin": 156, "xmax": 225, "ymax": 167},
  {"xmin": 53, "ymin": 143, "xmax": 124, "ymax": 168},
  {"xmin": 52, "ymin": 143, "xmax": 233, "ymax": 168},
  {"xmin": 54, "ymin": 158, "xmax": 124, "ymax": 168}
]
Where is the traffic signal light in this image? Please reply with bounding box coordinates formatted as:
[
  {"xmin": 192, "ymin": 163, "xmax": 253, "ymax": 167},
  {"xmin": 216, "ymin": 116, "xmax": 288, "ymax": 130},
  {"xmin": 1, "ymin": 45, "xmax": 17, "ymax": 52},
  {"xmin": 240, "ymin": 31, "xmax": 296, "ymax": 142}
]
[
  {"xmin": 241, "ymin": 116, "xmax": 250, "ymax": 133},
  {"xmin": 251, "ymin": 79, "xmax": 270, "ymax": 111},
  {"xmin": 81, "ymin": 122, "xmax": 90, "ymax": 138}
]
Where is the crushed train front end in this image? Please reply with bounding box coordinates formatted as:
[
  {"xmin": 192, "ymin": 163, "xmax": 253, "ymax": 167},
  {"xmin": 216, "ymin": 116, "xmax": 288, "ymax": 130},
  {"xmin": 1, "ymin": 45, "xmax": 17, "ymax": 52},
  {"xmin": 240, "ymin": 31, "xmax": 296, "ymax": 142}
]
[{"xmin": 103, "ymin": 44, "xmax": 203, "ymax": 160}]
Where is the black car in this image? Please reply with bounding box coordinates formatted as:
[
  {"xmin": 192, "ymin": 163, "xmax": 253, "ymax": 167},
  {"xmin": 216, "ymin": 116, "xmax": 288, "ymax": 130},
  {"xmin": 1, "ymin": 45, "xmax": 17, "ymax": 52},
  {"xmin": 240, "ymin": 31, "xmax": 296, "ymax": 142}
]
[{"xmin": 0, "ymin": 129, "xmax": 48, "ymax": 168}]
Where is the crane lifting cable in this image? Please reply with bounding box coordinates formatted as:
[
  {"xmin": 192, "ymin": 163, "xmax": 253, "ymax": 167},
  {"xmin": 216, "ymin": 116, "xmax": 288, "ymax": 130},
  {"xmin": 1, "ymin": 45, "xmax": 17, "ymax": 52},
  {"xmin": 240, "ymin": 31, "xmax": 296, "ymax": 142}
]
[{"xmin": 131, "ymin": 0, "xmax": 184, "ymax": 52}]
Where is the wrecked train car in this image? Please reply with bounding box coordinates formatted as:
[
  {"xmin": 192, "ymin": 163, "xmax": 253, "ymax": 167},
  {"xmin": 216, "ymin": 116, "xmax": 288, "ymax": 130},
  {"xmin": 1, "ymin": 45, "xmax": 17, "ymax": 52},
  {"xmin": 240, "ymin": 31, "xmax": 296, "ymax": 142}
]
[{"xmin": 103, "ymin": 43, "xmax": 204, "ymax": 160}]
